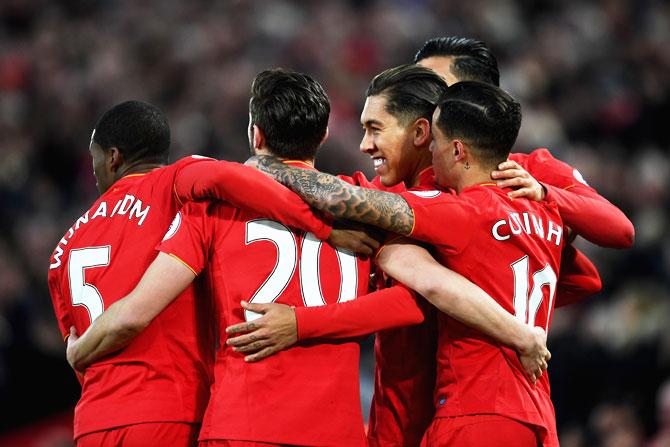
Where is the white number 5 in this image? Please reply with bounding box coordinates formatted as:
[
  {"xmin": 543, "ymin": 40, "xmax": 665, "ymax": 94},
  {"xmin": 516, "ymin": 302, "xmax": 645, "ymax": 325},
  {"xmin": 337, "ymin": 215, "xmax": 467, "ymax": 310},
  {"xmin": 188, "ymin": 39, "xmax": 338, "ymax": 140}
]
[{"xmin": 68, "ymin": 246, "xmax": 111, "ymax": 324}]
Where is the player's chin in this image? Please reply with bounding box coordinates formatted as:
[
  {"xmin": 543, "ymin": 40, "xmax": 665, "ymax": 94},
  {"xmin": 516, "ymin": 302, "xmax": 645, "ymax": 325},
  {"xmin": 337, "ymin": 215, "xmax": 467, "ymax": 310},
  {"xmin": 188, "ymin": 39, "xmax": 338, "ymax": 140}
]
[{"xmin": 379, "ymin": 171, "xmax": 397, "ymax": 187}]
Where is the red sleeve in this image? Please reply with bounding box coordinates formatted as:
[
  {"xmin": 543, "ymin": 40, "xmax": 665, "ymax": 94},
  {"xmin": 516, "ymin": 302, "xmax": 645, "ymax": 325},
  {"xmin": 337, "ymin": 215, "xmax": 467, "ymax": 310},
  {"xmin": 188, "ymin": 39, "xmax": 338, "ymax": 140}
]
[
  {"xmin": 294, "ymin": 284, "xmax": 424, "ymax": 340},
  {"xmin": 511, "ymin": 149, "xmax": 634, "ymax": 248},
  {"xmin": 544, "ymin": 184, "xmax": 634, "ymax": 248},
  {"xmin": 401, "ymin": 190, "xmax": 473, "ymax": 252},
  {"xmin": 173, "ymin": 157, "xmax": 332, "ymax": 241},
  {"xmin": 157, "ymin": 202, "xmax": 214, "ymax": 275},
  {"xmin": 555, "ymin": 245, "xmax": 602, "ymax": 307},
  {"xmin": 47, "ymin": 268, "xmax": 73, "ymax": 341}
]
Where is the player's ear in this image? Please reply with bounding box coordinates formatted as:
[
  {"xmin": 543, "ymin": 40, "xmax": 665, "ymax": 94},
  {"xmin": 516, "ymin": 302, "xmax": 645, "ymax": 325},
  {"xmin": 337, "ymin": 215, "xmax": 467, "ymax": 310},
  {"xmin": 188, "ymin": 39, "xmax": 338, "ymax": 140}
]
[
  {"xmin": 107, "ymin": 147, "xmax": 124, "ymax": 173},
  {"xmin": 252, "ymin": 125, "xmax": 265, "ymax": 151},
  {"xmin": 453, "ymin": 140, "xmax": 467, "ymax": 161},
  {"xmin": 320, "ymin": 127, "xmax": 329, "ymax": 146},
  {"xmin": 413, "ymin": 118, "xmax": 431, "ymax": 148}
]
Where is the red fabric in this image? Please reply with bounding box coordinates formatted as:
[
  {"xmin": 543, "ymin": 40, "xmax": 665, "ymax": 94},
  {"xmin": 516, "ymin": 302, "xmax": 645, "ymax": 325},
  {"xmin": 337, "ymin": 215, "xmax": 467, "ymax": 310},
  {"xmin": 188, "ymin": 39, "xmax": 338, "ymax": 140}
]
[
  {"xmin": 175, "ymin": 159, "xmax": 332, "ymax": 240},
  {"xmin": 76, "ymin": 422, "xmax": 199, "ymax": 447},
  {"xmin": 199, "ymin": 441, "xmax": 296, "ymax": 447},
  {"xmin": 402, "ymin": 184, "xmax": 563, "ymax": 446},
  {"xmin": 295, "ymin": 284, "xmax": 424, "ymax": 340},
  {"xmin": 158, "ymin": 161, "xmax": 370, "ymax": 446},
  {"xmin": 367, "ymin": 168, "xmax": 440, "ymax": 447},
  {"xmin": 556, "ymin": 244, "xmax": 602, "ymax": 307},
  {"xmin": 421, "ymin": 415, "xmax": 542, "ymax": 447},
  {"xmin": 47, "ymin": 156, "xmax": 219, "ymax": 440},
  {"xmin": 510, "ymin": 148, "xmax": 634, "ymax": 248}
]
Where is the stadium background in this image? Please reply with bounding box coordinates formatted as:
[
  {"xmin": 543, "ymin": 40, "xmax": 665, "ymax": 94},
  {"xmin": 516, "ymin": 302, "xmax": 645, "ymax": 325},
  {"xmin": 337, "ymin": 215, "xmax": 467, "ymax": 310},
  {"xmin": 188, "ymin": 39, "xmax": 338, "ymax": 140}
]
[{"xmin": 0, "ymin": 0, "xmax": 668, "ymax": 446}]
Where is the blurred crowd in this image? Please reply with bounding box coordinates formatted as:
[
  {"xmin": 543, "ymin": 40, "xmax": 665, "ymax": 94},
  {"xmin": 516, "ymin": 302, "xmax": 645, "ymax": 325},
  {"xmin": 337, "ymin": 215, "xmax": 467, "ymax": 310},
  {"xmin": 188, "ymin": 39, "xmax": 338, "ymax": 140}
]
[{"xmin": 0, "ymin": 0, "xmax": 668, "ymax": 445}]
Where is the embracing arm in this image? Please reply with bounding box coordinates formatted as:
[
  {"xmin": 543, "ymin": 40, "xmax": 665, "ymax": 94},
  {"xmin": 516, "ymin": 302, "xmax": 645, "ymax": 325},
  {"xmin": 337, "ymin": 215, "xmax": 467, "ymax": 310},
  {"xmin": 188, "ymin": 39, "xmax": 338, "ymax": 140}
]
[
  {"xmin": 251, "ymin": 155, "xmax": 415, "ymax": 235},
  {"xmin": 224, "ymin": 284, "xmax": 425, "ymax": 362},
  {"xmin": 543, "ymin": 184, "xmax": 634, "ymax": 248},
  {"xmin": 175, "ymin": 159, "xmax": 332, "ymax": 240},
  {"xmin": 66, "ymin": 253, "xmax": 195, "ymax": 372},
  {"xmin": 495, "ymin": 157, "xmax": 634, "ymax": 248},
  {"xmin": 377, "ymin": 239, "xmax": 550, "ymax": 380}
]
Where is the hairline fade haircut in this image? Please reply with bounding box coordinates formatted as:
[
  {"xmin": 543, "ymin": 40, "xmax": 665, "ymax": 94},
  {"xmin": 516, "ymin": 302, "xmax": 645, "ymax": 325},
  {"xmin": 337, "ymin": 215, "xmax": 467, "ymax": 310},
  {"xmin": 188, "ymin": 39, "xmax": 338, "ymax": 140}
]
[
  {"xmin": 414, "ymin": 36, "xmax": 500, "ymax": 87},
  {"xmin": 435, "ymin": 81, "xmax": 521, "ymax": 169},
  {"xmin": 93, "ymin": 100, "xmax": 171, "ymax": 165},
  {"xmin": 249, "ymin": 68, "xmax": 330, "ymax": 160},
  {"xmin": 365, "ymin": 64, "xmax": 448, "ymax": 127}
]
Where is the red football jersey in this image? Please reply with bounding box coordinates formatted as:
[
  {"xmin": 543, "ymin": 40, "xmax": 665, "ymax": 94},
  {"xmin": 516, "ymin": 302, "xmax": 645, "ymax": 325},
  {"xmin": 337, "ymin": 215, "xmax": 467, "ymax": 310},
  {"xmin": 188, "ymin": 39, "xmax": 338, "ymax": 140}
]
[
  {"xmin": 402, "ymin": 183, "xmax": 564, "ymax": 446},
  {"xmin": 367, "ymin": 167, "xmax": 439, "ymax": 447},
  {"xmin": 510, "ymin": 148, "xmax": 633, "ymax": 248},
  {"xmin": 47, "ymin": 156, "xmax": 333, "ymax": 440},
  {"xmin": 158, "ymin": 161, "xmax": 371, "ymax": 446},
  {"xmin": 47, "ymin": 156, "xmax": 214, "ymax": 440}
]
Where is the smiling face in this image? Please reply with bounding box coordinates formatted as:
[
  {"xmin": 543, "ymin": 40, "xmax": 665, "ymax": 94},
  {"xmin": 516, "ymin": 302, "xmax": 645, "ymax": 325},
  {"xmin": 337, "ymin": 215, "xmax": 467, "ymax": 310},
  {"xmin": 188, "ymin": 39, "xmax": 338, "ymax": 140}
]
[{"xmin": 359, "ymin": 95, "xmax": 427, "ymax": 187}]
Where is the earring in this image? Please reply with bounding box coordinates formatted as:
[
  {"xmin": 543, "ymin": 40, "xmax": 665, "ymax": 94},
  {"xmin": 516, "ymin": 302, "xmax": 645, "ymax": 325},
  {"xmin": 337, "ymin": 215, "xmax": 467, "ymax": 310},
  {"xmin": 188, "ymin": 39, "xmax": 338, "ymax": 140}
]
[{"xmin": 464, "ymin": 161, "xmax": 470, "ymax": 170}]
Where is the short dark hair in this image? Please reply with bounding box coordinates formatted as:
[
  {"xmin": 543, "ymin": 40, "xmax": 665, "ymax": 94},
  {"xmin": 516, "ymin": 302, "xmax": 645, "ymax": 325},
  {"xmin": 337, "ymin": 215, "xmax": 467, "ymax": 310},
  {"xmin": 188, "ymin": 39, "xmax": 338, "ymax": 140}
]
[
  {"xmin": 435, "ymin": 81, "xmax": 521, "ymax": 168},
  {"xmin": 93, "ymin": 100, "xmax": 170, "ymax": 164},
  {"xmin": 249, "ymin": 68, "xmax": 330, "ymax": 160},
  {"xmin": 365, "ymin": 64, "xmax": 447, "ymax": 126},
  {"xmin": 414, "ymin": 37, "xmax": 500, "ymax": 86}
]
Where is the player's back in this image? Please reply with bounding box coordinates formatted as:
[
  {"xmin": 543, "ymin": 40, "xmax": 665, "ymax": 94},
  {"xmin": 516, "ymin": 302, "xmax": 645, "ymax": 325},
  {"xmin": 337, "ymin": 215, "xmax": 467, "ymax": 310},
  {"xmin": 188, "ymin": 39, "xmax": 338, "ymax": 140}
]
[
  {"xmin": 402, "ymin": 184, "xmax": 563, "ymax": 441},
  {"xmin": 160, "ymin": 166, "xmax": 371, "ymax": 446},
  {"xmin": 47, "ymin": 158, "xmax": 213, "ymax": 440}
]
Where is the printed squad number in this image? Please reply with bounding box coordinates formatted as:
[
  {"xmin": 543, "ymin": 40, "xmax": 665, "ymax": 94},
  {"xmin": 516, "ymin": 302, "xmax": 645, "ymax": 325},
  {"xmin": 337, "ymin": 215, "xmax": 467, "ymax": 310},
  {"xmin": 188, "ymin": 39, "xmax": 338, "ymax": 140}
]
[
  {"xmin": 245, "ymin": 219, "xmax": 358, "ymax": 321},
  {"xmin": 511, "ymin": 255, "xmax": 557, "ymax": 329},
  {"xmin": 68, "ymin": 246, "xmax": 111, "ymax": 324}
]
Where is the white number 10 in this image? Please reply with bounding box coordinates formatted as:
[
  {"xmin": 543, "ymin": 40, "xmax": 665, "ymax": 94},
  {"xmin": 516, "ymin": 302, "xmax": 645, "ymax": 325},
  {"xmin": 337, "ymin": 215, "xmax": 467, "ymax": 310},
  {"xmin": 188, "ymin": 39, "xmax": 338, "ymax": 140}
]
[
  {"xmin": 245, "ymin": 219, "xmax": 358, "ymax": 321},
  {"xmin": 511, "ymin": 255, "xmax": 557, "ymax": 330}
]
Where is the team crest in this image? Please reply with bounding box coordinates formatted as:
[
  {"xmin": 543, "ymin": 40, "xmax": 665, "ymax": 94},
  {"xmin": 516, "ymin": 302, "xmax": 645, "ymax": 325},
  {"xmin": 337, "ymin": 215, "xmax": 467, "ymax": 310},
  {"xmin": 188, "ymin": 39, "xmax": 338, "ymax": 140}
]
[{"xmin": 162, "ymin": 212, "xmax": 182, "ymax": 241}]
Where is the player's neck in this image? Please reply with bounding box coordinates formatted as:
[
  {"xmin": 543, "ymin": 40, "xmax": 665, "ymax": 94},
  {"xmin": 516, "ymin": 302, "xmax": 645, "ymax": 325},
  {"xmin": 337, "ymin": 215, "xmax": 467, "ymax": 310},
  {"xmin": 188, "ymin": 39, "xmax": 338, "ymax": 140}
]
[
  {"xmin": 454, "ymin": 166, "xmax": 492, "ymax": 193},
  {"xmin": 254, "ymin": 147, "xmax": 315, "ymax": 167},
  {"xmin": 115, "ymin": 161, "xmax": 165, "ymax": 181},
  {"xmin": 406, "ymin": 151, "xmax": 432, "ymax": 188},
  {"xmin": 407, "ymin": 162, "xmax": 431, "ymax": 188}
]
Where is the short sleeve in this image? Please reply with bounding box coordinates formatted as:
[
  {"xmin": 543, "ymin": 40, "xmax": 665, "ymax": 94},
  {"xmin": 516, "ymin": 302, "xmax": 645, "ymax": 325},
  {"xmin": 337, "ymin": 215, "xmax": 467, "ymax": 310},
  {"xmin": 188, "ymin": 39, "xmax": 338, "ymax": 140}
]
[
  {"xmin": 157, "ymin": 202, "xmax": 213, "ymax": 275},
  {"xmin": 400, "ymin": 190, "xmax": 473, "ymax": 253},
  {"xmin": 47, "ymin": 268, "xmax": 73, "ymax": 340}
]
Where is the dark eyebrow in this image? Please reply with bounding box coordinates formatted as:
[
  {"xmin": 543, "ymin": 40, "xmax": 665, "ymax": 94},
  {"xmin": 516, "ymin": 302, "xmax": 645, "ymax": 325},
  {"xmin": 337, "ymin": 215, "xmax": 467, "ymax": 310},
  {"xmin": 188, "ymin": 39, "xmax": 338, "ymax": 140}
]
[{"xmin": 362, "ymin": 119, "xmax": 384, "ymax": 127}]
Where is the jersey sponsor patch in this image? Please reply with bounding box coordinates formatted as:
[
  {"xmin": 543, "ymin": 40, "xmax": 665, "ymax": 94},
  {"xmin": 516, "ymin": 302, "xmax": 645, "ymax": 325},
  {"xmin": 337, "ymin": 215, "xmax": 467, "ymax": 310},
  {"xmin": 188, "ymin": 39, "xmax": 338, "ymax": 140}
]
[
  {"xmin": 407, "ymin": 190, "xmax": 441, "ymax": 198},
  {"xmin": 162, "ymin": 212, "xmax": 182, "ymax": 241}
]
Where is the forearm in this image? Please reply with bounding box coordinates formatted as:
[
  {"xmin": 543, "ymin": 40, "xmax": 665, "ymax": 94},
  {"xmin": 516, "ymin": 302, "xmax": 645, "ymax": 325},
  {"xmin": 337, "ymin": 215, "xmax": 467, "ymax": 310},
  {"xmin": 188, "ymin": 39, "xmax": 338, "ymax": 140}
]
[
  {"xmin": 544, "ymin": 183, "xmax": 634, "ymax": 248},
  {"xmin": 295, "ymin": 285, "xmax": 424, "ymax": 340},
  {"xmin": 252, "ymin": 155, "xmax": 414, "ymax": 235},
  {"xmin": 176, "ymin": 159, "xmax": 332, "ymax": 240},
  {"xmin": 378, "ymin": 242, "xmax": 532, "ymax": 352},
  {"xmin": 68, "ymin": 299, "xmax": 144, "ymax": 371},
  {"xmin": 69, "ymin": 253, "xmax": 196, "ymax": 370}
]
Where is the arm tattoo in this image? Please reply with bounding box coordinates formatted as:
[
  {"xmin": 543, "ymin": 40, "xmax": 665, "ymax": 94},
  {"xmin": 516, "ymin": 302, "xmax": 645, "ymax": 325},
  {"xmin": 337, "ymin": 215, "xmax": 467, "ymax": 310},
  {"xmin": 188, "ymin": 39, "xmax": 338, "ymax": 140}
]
[{"xmin": 253, "ymin": 155, "xmax": 414, "ymax": 235}]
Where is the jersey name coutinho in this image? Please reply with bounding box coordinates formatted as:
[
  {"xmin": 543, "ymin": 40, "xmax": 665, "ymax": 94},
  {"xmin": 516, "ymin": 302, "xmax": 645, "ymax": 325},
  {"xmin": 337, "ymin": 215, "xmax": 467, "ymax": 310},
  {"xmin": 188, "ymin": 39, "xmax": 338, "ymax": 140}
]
[{"xmin": 491, "ymin": 211, "xmax": 563, "ymax": 246}]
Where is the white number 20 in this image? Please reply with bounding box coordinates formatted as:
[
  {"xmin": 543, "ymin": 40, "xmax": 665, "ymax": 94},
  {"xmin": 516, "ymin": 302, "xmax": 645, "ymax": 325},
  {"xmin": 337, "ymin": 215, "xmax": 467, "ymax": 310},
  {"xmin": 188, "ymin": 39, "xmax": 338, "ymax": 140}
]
[
  {"xmin": 245, "ymin": 219, "xmax": 358, "ymax": 321},
  {"xmin": 68, "ymin": 246, "xmax": 111, "ymax": 324},
  {"xmin": 511, "ymin": 255, "xmax": 557, "ymax": 330}
]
